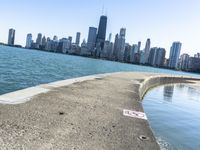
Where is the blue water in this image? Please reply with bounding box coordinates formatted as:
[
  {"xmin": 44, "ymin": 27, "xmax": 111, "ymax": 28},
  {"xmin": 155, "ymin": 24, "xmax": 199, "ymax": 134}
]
[
  {"xmin": 143, "ymin": 84, "xmax": 200, "ymax": 150},
  {"xmin": 0, "ymin": 45, "xmax": 200, "ymax": 95}
]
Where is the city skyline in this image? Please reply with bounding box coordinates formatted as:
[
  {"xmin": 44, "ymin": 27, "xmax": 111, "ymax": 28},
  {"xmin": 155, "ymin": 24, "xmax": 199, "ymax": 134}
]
[{"xmin": 0, "ymin": 0, "xmax": 200, "ymax": 56}]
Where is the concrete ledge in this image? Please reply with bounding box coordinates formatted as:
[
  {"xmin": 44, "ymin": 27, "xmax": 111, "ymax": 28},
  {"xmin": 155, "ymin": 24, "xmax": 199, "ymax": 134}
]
[
  {"xmin": 138, "ymin": 75, "xmax": 199, "ymax": 100},
  {"xmin": 0, "ymin": 72, "xmax": 122, "ymax": 104}
]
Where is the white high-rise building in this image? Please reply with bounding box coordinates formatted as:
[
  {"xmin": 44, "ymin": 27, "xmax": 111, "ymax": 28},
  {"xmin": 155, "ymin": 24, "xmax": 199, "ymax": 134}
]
[
  {"xmin": 26, "ymin": 33, "xmax": 32, "ymax": 48},
  {"xmin": 168, "ymin": 42, "xmax": 182, "ymax": 69}
]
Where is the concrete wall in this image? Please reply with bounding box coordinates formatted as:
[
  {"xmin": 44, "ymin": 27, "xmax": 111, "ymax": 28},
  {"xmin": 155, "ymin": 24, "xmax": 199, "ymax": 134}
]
[{"xmin": 139, "ymin": 75, "xmax": 199, "ymax": 100}]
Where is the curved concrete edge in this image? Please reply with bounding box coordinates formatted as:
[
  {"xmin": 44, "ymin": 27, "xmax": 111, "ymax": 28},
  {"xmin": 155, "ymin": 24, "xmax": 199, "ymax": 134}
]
[
  {"xmin": 0, "ymin": 72, "xmax": 123, "ymax": 104},
  {"xmin": 138, "ymin": 75, "xmax": 199, "ymax": 100},
  {"xmin": 0, "ymin": 72, "xmax": 199, "ymax": 104}
]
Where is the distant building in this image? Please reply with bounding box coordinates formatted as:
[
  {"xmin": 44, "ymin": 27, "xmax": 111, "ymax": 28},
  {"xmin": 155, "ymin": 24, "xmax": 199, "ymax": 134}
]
[
  {"xmin": 168, "ymin": 42, "xmax": 182, "ymax": 69},
  {"xmin": 130, "ymin": 44, "xmax": 138, "ymax": 63},
  {"xmin": 53, "ymin": 36, "xmax": 58, "ymax": 42},
  {"xmin": 113, "ymin": 34, "xmax": 119, "ymax": 60},
  {"xmin": 96, "ymin": 15, "xmax": 107, "ymax": 52},
  {"xmin": 36, "ymin": 33, "xmax": 42, "ymax": 47},
  {"xmin": 180, "ymin": 53, "xmax": 190, "ymax": 70},
  {"xmin": 155, "ymin": 48, "xmax": 166, "ymax": 67},
  {"xmin": 8, "ymin": 28, "xmax": 15, "ymax": 46},
  {"xmin": 148, "ymin": 47, "xmax": 166, "ymax": 67},
  {"xmin": 194, "ymin": 53, "xmax": 200, "ymax": 58},
  {"xmin": 188, "ymin": 57, "xmax": 200, "ymax": 72},
  {"xmin": 57, "ymin": 38, "xmax": 71, "ymax": 53},
  {"xmin": 143, "ymin": 38, "xmax": 151, "ymax": 64},
  {"xmin": 117, "ymin": 28, "xmax": 126, "ymax": 61},
  {"xmin": 124, "ymin": 43, "xmax": 131, "ymax": 62},
  {"xmin": 87, "ymin": 27, "xmax": 97, "ymax": 53},
  {"xmin": 42, "ymin": 36, "xmax": 47, "ymax": 49},
  {"xmin": 75, "ymin": 32, "xmax": 81, "ymax": 46},
  {"xmin": 108, "ymin": 33, "xmax": 112, "ymax": 42},
  {"xmin": 80, "ymin": 39, "xmax": 91, "ymax": 56},
  {"xmin": 68, "ymin": 36, "xmax": 72, "ymax": 49},
  {"xmin": 25, "ymin": 33, "xmax": 32, "ymax": 48},
  {"xmin": 113, "ymin": 28, "xmax": 126, "ymax": 61},
  {"xmin": 137, "ymin": 41, "xmax": 141, "ymax": 52},
  {"xmin": 100, "ymin": 41, "xmax": 112, "ymax": 59},
  {"xmin": 148, "ymin": 47, "xmax": 157, "ymax": 66}
]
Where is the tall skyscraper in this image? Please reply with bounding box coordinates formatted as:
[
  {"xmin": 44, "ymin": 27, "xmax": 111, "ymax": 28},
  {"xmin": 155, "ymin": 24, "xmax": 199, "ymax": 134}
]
[
  {"xmin": 36, "ymin": 33, "xmax": 42, "ymax": 46},
  {"xmin": 112, "ymin": 28, "xmax": 126, "ymax": 61},
  {"xmin": 96, "ymin": 15, "xmax": 107, "ymax": 50},
  {"xmin": 108, "ymin": 33, "xmax": 112, "ymax": 42},
  {"xmin": 25, "ymin": 33, "xmax": 32, "ymax": 48},
  {"xmin": 87, "ymin": 27, "xmax": 97, "ymax": 51},
  {"xmin": 113, "ymin": 34, "xmax": 119, "ymax": 59},
  {"xmin": 137, "ymin": 41, "xmax": 141, "ymax": 52},
  {"xmin": 148, "ymin": 47, "xmax": 157, "ymax": 66},
  {"xmin": 117, "ymin": 28, "xmax": 126, "ymax": 61},
  {"xmin": 168, "ymin": 42, "xmax": 182, "ymax": 69},
  {"xmin": 75, "ymin": 32, "xmax": 81, "ymax": 46},
  {"xmin": 130, "ymin": 44, "xmax": 138, "ymax": 63},
  {"xmin": 180, "ymin": 53, "xmax": 189, "ymax": 70},
  {"xmin": 8, "ymin": 28, "xmax": 15, "ymax": 46},
  {"xmin": 155, "ymin": 48, "xmax": 166, "ymax": 67},
  {"xmin": 144, "ymin": 38, "xmax": 151, "ymax": 64}
]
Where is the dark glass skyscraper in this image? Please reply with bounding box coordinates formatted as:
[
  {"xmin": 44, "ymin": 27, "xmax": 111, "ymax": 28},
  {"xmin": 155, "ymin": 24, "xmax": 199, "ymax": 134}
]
[
  {"xmin": 8, "ymin": 28, "xmax": 15, "ymax": 46},
  {"xmin": 96, "ymin": 15, "xmax": 107, "ymax": 50}
]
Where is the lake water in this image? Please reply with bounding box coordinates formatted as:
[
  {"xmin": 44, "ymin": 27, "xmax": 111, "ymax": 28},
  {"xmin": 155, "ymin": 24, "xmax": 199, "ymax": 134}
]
[
  {"xmin": 143, "ymin": 84, "xmax": 200, "ymax": 150},
  {"xmin": 0, "ymin": 45, "xmax": 200, "ymax": 95}
]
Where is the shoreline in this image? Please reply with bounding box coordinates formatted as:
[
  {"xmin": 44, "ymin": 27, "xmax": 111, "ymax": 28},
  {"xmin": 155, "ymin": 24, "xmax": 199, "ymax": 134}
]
[{"xmin": 0, "ymin": 72, "xmax": 199, "ymax": 149}]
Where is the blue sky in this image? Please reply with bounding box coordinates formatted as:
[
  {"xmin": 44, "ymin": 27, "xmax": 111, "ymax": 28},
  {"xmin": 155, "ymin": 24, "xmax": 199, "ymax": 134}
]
[{"xmin": 0, "ymin": 0, "xmax": 200, "ymax": 56}]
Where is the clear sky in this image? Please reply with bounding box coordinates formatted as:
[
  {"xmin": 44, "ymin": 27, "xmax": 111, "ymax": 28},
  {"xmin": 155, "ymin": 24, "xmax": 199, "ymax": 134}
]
[{"xmin": 0, "ymin": 0, "xmax": 200, "ymax": 57}]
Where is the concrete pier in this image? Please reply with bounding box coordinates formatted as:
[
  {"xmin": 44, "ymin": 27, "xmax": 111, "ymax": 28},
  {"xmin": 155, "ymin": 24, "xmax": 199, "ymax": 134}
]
[{"xmin": 0, "ymin": 72, "xmax": 199, "ymax": 150}]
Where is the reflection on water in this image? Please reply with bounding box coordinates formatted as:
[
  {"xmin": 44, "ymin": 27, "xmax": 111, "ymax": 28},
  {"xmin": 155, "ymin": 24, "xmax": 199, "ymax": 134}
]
[
  {"xmin": 163, "ymin": 85, "xmax": 174, "ymax": 102},
  {"xmin": 143, "ymin": 84, "xmax": 200, "ymax": 150}
]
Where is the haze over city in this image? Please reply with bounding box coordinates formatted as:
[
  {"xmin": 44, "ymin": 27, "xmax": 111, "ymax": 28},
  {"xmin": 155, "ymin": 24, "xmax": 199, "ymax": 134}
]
[{"xmin": 0, "ymin": 0, "xmax": 200, "ymax": 56}]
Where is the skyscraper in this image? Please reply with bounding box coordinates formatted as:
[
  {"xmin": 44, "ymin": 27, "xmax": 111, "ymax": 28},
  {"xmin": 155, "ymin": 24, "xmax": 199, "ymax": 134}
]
[
  {"xmin": 75, "ymin": 32, "xmax": 81, "ymax": 46},
  {"xmin": 25, "ymin": 33, "xmax": 32, "ymax": 48},
  {"xmin": 112, "ymin": 28, "xmax": 126, "ymax": 61},
  {"xmin": 155, "ymin": 48, "xmax": 166, "ymax": 67},
  {"xmin": 36, "ymin": 33, "xmax": 42, "ymax": 46},
  {"xmin": 137, "ymin": 41, "xmax": 141, "ymax": 52},
  {"xmin": 108, "ymin": 33, "xmax": 112, "ymax": 42},
  {"xmin": 180, "ymin": 53, "xmax": 189, "ymax": 70},
  {"xmin": 148, "ymin": 47, "xmax": 157, "ymax": 66},
  {"xmin": 144, "ymin": 38, "xmax": 151, "ymax": 64},
  {"xmin": 148, "ymin": 47, "xmax": 166, "ymax": 67},
  {"xmin": 87, "ymin": 27, "xmax": 97, "ymax": 51},
  {"xmin": 8, "ymin": 28, "xmax": 15, "ymax": 46},
  {"xmin": 117, "ymin": 28, "xmax": 126, "ymax": 61},
  {"xmin": 130, "ymin": 44, "xmax": 138, "ymax": 63},
  {"xmin": 168, "ymin": 42, "xmax": 182, "ymax": 69},
  {"xmin": 96, "ymin": 15, "xmax": 107, "ymax": 50}
]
